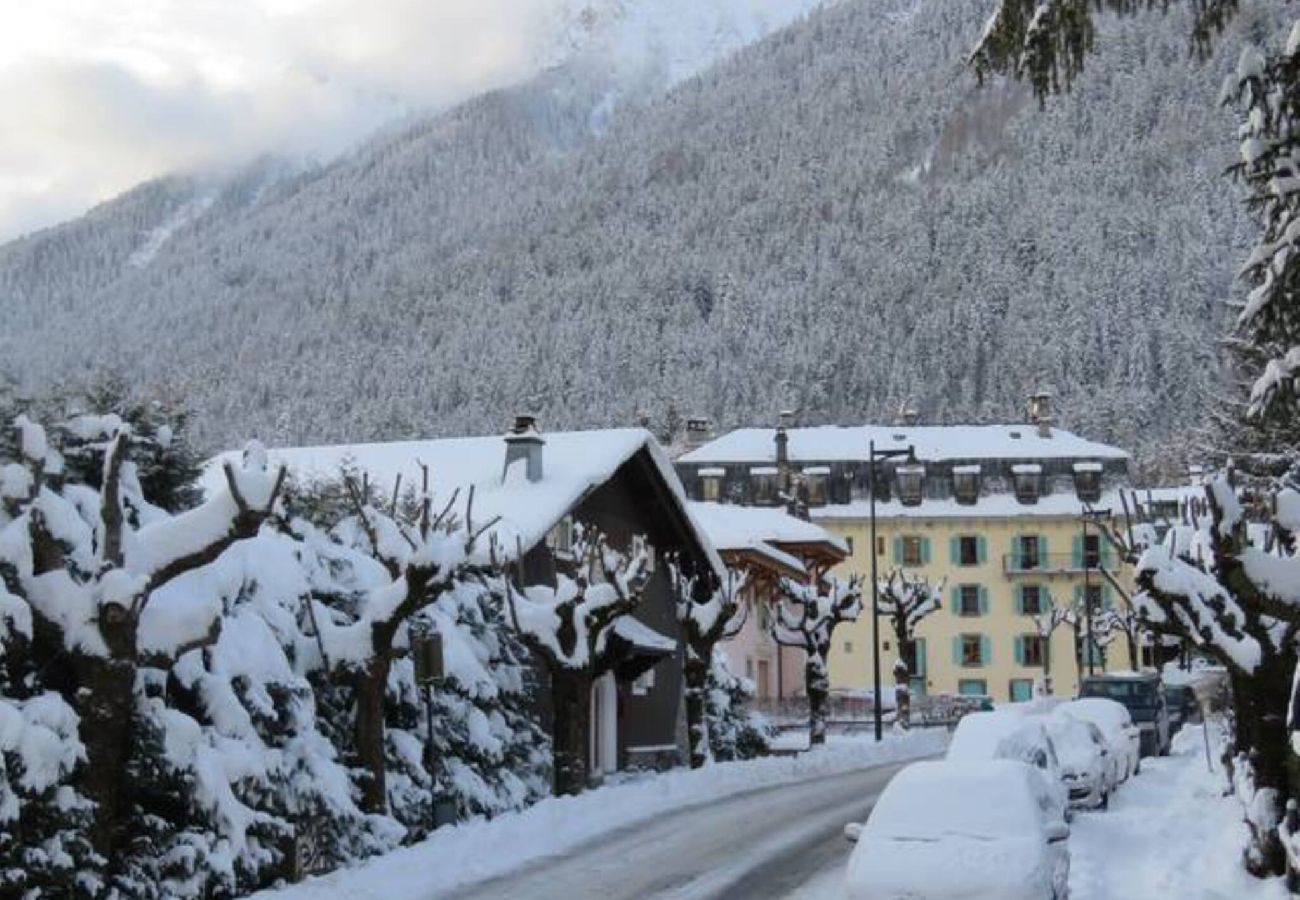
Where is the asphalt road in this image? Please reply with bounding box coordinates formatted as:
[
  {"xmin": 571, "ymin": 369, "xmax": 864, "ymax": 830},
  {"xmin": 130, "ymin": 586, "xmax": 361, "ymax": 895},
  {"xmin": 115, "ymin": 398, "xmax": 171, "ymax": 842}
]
[{"xmin": 445, "ymin": 760, "xmax": 912, "ymax": 900}]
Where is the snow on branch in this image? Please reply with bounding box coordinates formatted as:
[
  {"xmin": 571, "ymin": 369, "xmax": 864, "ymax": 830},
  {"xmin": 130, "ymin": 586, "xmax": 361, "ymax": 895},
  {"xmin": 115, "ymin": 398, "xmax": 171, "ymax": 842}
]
[
  {"xmin": 771, "ymin": 573, "xmax": 863, "ymax": 651},
  {"xmin": 669, "ymin": 558, "xmax": 747, "ymax": 654},
  {"xmin": 876, "ymin": 568, "xmax": 944, "ymax": 637},
  {"xmin": 503, "ymin": 525, "xmax": 650, "ymax": 671}
]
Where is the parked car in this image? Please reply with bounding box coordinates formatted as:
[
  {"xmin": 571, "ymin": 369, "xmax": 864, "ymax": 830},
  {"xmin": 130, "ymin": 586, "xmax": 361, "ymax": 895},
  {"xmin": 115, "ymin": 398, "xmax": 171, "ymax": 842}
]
[
  {"xmin": 1079, "ymin": 673, "xmax": 1170, "ymax": 756},
  {"xmin": 845, "ymin": 760, "xmax": 1071, "ymax": 900},
  {"xmin": 947, "ymin": 710, "xmax": 1070, "ymax": 823},
  {"xmin": 1042, "ymin": 710, "xmax": 1115, "ymax": 809},
  {"xmin": 1164, "ymin": 683, "xmax": 1201, "ymax": 736},
  {"xmin": 1060, "ymin": 697, "xmax": 1142, "ymax": 781}
]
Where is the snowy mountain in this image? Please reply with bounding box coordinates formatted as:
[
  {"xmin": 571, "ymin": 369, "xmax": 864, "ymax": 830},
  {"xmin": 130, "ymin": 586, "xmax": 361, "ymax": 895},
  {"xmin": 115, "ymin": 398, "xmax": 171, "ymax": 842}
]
[{"xmin": 0, "ymin": 0, "xmax": 1284, "ymax": 475}]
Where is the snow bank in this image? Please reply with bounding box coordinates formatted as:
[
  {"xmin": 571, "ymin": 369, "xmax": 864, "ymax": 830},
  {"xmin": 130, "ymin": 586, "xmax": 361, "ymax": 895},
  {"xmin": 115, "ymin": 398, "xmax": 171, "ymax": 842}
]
[
  {"xmin": 1068, "ymin": 723, "xmax": 1288, "ymax": 899},
  {"xmin": 256, "ymin": 728, "xmax": 948, "ymax": 899}
]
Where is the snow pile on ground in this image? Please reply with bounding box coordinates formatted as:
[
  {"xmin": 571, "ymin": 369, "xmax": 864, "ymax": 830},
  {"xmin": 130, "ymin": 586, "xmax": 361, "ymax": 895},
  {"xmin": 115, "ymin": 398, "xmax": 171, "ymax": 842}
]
[
  {"xmin": 256, "ymin": 727, "xmax": 948, "ymax": 899},
  {"xmin": 1068, "ymin": 723, "xmax": 1288, "ymax": 899}
]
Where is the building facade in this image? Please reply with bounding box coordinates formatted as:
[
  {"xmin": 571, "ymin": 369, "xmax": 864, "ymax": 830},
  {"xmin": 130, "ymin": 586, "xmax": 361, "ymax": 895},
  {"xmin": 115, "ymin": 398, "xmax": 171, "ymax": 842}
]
[{"xmin": 675, "ymin": 402, "xmax": 1141, "ymax": 703}]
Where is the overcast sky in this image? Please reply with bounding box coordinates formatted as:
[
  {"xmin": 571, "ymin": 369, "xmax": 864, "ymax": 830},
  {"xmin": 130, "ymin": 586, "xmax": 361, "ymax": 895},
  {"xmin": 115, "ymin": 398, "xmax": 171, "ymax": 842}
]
[{"xmin": 0, "ymin": 0, "xmax": 573, "ymax": 242}]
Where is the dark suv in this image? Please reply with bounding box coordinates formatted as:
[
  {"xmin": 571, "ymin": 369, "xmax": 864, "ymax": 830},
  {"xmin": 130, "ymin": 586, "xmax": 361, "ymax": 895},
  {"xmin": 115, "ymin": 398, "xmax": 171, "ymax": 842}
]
[{"xmin": 1079, "ymin": 673, "xmax": 1171, "ymax": 757}]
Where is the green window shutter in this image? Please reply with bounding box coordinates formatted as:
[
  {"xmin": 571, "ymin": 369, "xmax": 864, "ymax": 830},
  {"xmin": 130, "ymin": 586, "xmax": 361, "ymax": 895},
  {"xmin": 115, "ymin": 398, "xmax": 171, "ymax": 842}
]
[
  {"xmin": 1014, "ymin": 586, "xmax": 1024, "ymax": 615},
  {"xmin": 951, "ymin": 636, "xmax": 962, "ymax": 666},
  {"xmin": 1014, "ymin": 636, "xmax": 1024, "ymax": 666},
  {"xmin": 978, "ymin": 586, "xmax": 989, "ymax": 615},
  {"xmin": 1072, "ymin": 535, "xmax": 1083, "ymax": 569},
  {"xmin": 1102, "ymin": 585, "xmax": 1113, "ymax": 610},
  {"xmin": 980, "ymin": 635, "xmax": 992, "ymax": 666},
  {"xmin": 949, "ymin": 536, "xmax": 960, "ymax": 564},
  {"xmin": 1010, "ymin": 536, "xmax": 1022, "ymax": 569},
  {"xmin": 1073, "ymin": 584, "xmax": 1083, "ymax": 606},
  {"xmin": 977, "ymin": 535, "xmax": 988, "ymax": 564},
  {"xmin": 1039, "ymin": 534, "xmax": 1049, "ymax": 558},
  {"xmin": 893, "ymin": 537, "xmax": 903, "ymax": 564},
  {"xmin": 915, "ymin": 637, "xmax": 927, "ymax": 676},
  {"xmin": 951, "ymin": 585, "xmax": 961, "ymax": 615},
  {"xmin": 921, "ymin": 537, "xmax": 932, "ymax": 564}
]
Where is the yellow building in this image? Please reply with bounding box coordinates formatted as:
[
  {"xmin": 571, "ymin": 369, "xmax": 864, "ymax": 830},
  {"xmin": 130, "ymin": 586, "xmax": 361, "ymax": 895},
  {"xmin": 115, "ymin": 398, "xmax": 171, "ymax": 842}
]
[{"xmin": 675, "ymin": 402, "xmax": 1140, "ymax": 703}]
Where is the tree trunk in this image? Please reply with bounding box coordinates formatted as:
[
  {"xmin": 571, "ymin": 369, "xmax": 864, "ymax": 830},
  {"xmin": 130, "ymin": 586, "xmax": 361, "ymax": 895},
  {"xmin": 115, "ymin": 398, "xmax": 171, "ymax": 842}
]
[
  {"xmin": 806, "ymin": 653, "xmax": 829, "ymax": 746},
  {"xmin": 683, "ymin": 648, "xmax": 710, "ymax": 769},
  {"xmin": 893, "ymin": 638, "xmax": 912, "ymax": 730},
  {"xmin": 76, "ymin": 654, "xmax": 136, "ymax": 858},
  {"xmin": 1042, "ymin": 636, "xmax": 1054, "ymax": 696},
  {"xmin": 355, "ymin": 653, "xmax": 392, "ymax": 814},
  {"xmin": 1228, "ymin": 655, "xmax": 1297, "ymax": 878},
  {"xmin": 550, "ymin": 667, "xmax": 593, "ymax": 795}
]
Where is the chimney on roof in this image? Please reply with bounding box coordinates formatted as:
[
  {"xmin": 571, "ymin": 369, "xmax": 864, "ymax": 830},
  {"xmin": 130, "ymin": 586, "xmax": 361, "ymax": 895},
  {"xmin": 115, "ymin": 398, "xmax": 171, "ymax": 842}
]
[
  {"xmin": 684, "ymin": 416, "xmax": 712, "ymax": 451},
  {"xmin": 1027, "ymin": 391, "xmax": 1053, "ymax": 438},
  {"xmin": 775, "ymin": 411, "xmax": 793, "ymax": 491},
  {"xmin": 899, "ymin": 403, "xmax": 920, "ymax": 427},
  {"xmin": 503, "ymin": 414, "xmax": 544, "ymax": 483}
]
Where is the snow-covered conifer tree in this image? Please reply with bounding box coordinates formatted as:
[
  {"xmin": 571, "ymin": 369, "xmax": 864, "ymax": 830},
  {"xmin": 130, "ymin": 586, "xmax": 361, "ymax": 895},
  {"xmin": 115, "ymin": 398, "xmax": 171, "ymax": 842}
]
[
  {"xmin": 771, "ymin": 574, "xmax": 863, "ymax": 745},
  {"xmin": 704, "ymin": 647, "xmax": 772, "ymax": 762}
]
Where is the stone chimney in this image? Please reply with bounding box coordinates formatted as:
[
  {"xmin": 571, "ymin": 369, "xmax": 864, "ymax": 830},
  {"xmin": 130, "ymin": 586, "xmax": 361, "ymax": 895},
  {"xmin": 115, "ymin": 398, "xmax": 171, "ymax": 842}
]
[
  {"xmin": 775, "ymin": 411, "xmax": 793, "ymax": 492},
  {"xmin": 684, "ymin": 417, "xmax": 712, "ymax": 451},
  {"xmin": 503, "ymin": 414, "xmax": 544, "ymax": 483},
  {"xmin": 1027, "ymin": 391, "xmax": 1053, "ymax": 438},
  {"xmin": 899, "ymin": 403, "xmax": 920, "ymax": 427}
]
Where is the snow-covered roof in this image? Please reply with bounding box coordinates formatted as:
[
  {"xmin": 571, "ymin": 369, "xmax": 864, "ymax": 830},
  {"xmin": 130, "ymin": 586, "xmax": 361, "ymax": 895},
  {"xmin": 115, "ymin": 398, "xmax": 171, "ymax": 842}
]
[
  {"xmin": 811, "ymin": 490, "xmax": 1126, "ymax": 522},
  {"xmin": 204, "ymin": 428, "xmax": 724, "ymax": 577},
  {"xmin": 688, "ymin": 502, "xmax": 849, "ymax": 556},
  {"xmin": 678, "ymin": 424, "xmax": 1128, "ymax": 465}
]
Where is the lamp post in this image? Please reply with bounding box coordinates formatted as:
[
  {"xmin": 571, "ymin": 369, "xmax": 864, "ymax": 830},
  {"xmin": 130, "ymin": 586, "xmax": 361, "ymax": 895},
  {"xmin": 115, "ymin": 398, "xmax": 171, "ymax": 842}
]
[{"xmin": 869, "ymin": 439, "xmax": 916, "ymax": 742}]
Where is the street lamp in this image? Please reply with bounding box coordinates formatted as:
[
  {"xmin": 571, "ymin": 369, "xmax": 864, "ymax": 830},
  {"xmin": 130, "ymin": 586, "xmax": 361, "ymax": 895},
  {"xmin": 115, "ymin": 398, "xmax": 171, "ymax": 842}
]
[{"xmin": 869, "ymin": 439, "xmax": 916, "ymax": 742}]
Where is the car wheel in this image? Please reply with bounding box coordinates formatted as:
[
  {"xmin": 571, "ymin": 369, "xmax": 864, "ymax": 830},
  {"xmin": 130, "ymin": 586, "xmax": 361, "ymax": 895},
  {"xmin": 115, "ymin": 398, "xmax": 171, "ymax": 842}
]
[{"xmin": 1100, "ymin": 790, "xmax": 1109, "ymax": 811}]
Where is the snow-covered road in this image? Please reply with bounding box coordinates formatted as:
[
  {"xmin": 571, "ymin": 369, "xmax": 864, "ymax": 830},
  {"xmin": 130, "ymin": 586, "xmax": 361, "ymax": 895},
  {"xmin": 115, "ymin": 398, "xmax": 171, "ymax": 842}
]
[{"xmin": 451, "ymin": 761, "xmax": 909, "ymax": 900}]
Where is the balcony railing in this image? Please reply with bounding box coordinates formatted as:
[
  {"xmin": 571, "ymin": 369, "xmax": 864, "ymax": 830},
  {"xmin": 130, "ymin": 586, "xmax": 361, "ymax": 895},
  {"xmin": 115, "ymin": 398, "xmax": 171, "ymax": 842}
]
[{"xmin": 1002, "ymin": 553, "xmax": 1108, "ymax": 575}]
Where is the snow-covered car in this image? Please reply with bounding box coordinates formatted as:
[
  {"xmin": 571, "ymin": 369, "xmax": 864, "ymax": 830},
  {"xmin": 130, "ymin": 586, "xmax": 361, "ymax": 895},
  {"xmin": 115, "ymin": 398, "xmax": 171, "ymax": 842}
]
[
  {"xmin": 946, "ymin": 710, "xmax": 1069, "ymax": 822},
  {"xmin": 1043, "ymin": 710, "xmax": 1114, "ymax": 809},
  {"xmin": 1059, "ymin": 697, "xmax": 1141, "ymax": 781},
  {"xmin": 846, "ymin": 760, "xmax": 1071, "ymax": 900},
  {"xmin": 1080, "ymin": 673, "xmax": 1170, "ymax": 757}
]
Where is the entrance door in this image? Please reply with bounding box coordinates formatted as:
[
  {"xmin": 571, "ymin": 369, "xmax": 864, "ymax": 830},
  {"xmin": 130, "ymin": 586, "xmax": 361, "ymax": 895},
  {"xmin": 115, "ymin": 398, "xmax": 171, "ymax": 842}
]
[{"xmin": 589, "ymin": 672, "xmax": 619, "ymax": 777}]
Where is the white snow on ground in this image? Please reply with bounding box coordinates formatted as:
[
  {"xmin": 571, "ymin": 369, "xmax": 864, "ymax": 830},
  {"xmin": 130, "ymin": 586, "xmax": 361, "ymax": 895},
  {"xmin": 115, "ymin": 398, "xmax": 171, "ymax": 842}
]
[
  {"xmin": 1068, "ymin": 723, "xmax": 1288, "ymax": 900},
  {"xmin": 256, "ymin": 728, "xmax": 947, "ymax": 900}
]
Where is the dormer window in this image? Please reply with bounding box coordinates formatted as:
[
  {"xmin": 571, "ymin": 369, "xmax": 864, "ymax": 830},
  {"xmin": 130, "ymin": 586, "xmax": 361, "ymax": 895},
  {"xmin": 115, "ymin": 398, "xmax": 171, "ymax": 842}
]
[
  {"xmin": 750, "ymin": 466, "xmax": 779, "ymax": 506},
  {"xmin": 1073, "ymin": 462, "xmax": 1102, "ymax": 503},
  {"xmin": 802, "ymin": 466, "xmax": 830, "ymax": 506},
  {"xmin": 896, "ymin": 465, "xmax": 925, "ymax": 507},
  {"xmin": 549, "ymin": 516, "xmax": 574, "ymax": 556},
  {"xmin": 1011, "ymin": 464, "xmax": 1041, "ymax": 504},
  {"xmin": 952, "ymin": 464, "xmax": 981, "ymax": 505},
  {"xmin": 699, "ymin": 467, "xmax": 725, "ymax": 502}
]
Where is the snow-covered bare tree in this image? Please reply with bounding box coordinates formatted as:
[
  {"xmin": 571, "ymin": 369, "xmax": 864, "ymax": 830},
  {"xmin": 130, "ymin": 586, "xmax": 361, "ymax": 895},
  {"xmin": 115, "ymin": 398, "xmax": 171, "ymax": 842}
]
[
  {"xmin": 0, "ymin": 414, "xmax": 284, "ymax": 864},
  {"xmin": 1100, "ymin": 475, "xmax": 1300, "ymax": 876},
  {"xmin": 669, "ymin": 561, "xmax": 747, "ymax": 768},
  {"xmin": 875, "ymin": 569, "xmax": 943, "ymax": 728},
  {"xmin": 305, "ymin": 467, "xmax": 499, "ymax": 815},
  {"xmin": 771, "ymin": 574, "xmax": 863, "ymax": 745},
  {"xmin": 1031, "ymin": 593, "xmax": 1074, "ymax": 695},
  {"xmin": 503, "ymin": 526, "xmax": 651, "ymax": 795}
]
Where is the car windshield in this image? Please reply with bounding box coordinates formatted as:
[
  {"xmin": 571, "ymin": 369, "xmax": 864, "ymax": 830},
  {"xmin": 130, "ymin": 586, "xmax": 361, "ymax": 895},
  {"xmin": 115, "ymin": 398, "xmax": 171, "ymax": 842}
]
[
  {"xmin": 866, "ymin": 763, "xmax": 1041, "ymax": 840},
  {"xmin": 1081, "ymin": 679, "xmax": 1158, "ymax": 707}
]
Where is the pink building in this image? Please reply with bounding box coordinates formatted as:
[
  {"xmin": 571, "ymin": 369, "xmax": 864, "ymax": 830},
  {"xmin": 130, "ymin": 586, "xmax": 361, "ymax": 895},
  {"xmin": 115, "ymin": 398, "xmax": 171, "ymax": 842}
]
[{"xmin": 687, "ymin": 502, "xmax": 848, "ymax": 699}]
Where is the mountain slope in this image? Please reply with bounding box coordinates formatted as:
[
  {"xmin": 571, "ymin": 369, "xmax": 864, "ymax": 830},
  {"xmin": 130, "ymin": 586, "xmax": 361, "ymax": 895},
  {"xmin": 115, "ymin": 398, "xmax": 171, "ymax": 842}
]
[{"xmin": 0, "ymin": 0, "xmax": 1280, "ymax": 474}]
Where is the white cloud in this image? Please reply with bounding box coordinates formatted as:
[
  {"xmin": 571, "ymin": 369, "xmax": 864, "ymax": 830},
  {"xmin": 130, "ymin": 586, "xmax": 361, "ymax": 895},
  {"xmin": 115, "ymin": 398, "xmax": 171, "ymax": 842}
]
[{"xmin": 0, "ymin": 0, "xmax": 561, "ymax": 240}]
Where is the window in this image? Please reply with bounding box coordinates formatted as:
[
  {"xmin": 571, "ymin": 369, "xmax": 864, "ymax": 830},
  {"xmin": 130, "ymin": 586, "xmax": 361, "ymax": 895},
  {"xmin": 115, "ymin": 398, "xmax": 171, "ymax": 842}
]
[
  {"xmin": 901, "ymin": 535, "xmax": 924, "ymax": 566},
  {"xmin": 958, "ymin": 585, "xmax": 982, "ymax": 617},
  {"xmin": 1018, "ymin": 535, "xmax": 1041, "ymax": 570},
  {"xmin": 876, "ymin": 536, "xmax": 886, "ymax": 557},
  {"xmin": 957, "ymin": 535, "xmax": 980, "ymax": 566},
  {"xmin": 803, "ymin": 467, "xmax": 829, "ymax": 506},
  {"xmin": 1012, "ymin": 464, "xmax": 1041, "ymax": 504},
  {"xmin": 958, "ymin": 679, "xmax": 988, "ymax": 697},
  {"xmin": 549, "ymin": 517, "xmax": 574, "ymax": 555},
  {"xmin": 701, "ymin": 476, "xmax": 721, "ymax": 502},
  {"xmin": 844, "ymin": 640, "xmax": 854, "ymax": 654},
  {"xmin": 1009, "ymin": 679, "xmax": 1034, "ymax": 703},
  {"xmin": 757, "ymin": 603, "xmax": 772, "ymax": 634},
  {"xmin": 631, "ymin": 666, "xmax": 656, "ymax": 696},
  {"xmin": 1074, "ymin": 463, "xmax": 1102, "ymax": 502},
  {"xmin": 953, "ymin": 465, "xmax": 980, "ymax": 505},
  {"xmin": 1082, "ymin": 534, "xmax": 1101, "ymax": 569},
  {"xmin": 883, "ymin": 640, "xmax": 891, "ymax": 652},
  {"xmin": 745, "ymin": 658, "xmax": 754, "ymax": 678},
  {"xmin": 1082, "ymin": 583, "xmax": 1104, "ymax": 611},
  {"xmin": 751, "ymin": 467, "xmax": 779, "ymax": 506},
  {"xmin": 1020, "ymin": 635, "xmax": 1046, "ymax": 667},
  {"xmin": 960, "ymin": 634, "xmax": 985, "ymax": 667},
  {"xmin": 1020, "ymin": 585, "xmax": 1044, "ymax": 616},
  {"xmin": 844, "ymin": 536, "xmax": 855, "ymax": 555},
  {"xmin": 896, "ymin": 465, "xmax": 925, "ymax": 506}
]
